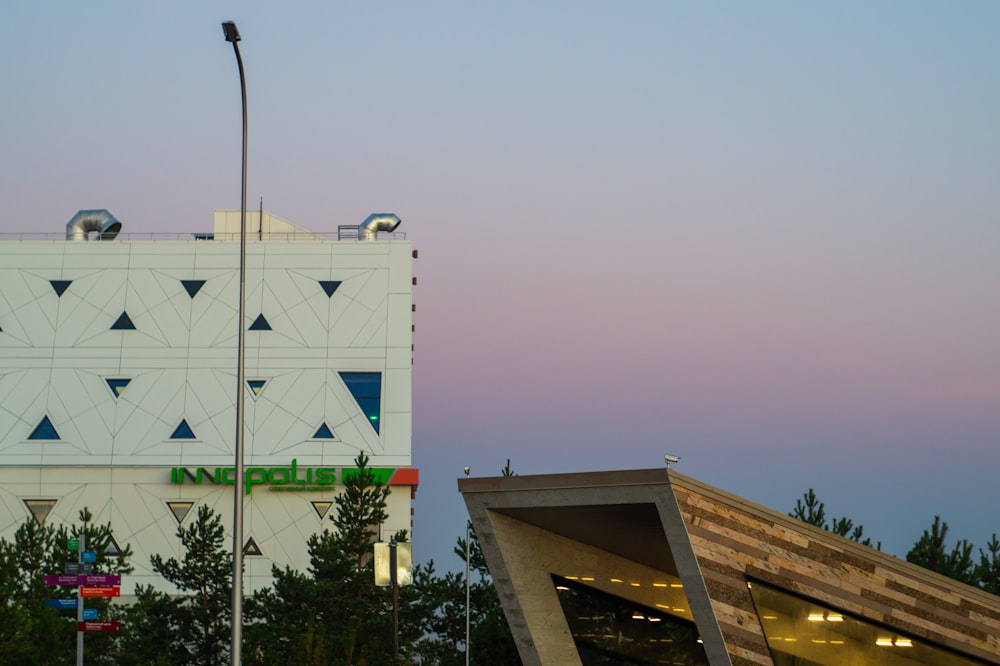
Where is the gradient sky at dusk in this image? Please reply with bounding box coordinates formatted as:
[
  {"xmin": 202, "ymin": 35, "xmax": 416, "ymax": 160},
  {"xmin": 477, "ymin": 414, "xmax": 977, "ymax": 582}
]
[{"xmin": 2, "ymin": 2, "xmax": 999, "ymax": 571}]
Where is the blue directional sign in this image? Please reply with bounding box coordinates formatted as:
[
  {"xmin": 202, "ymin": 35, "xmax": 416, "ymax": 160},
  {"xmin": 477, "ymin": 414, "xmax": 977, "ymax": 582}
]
[
  {"xmin": 48, "ymin": 598, "xmax": 78, "ymax": 610},
  {"xmin": 81, "ymin": 551, "xmax": 97, "ymax": 563},
  {"xmin": 82, "ymin": 608, "xmax": 98, "ymax": 621}
]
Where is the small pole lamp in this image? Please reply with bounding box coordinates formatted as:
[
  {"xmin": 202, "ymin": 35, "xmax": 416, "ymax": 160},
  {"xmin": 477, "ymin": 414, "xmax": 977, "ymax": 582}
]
[
  {"xmin": 375, "ymin": 540, "xmax": 413, "ymax": 663},
  {"xmin": 463, "ymin": 465, "xmax": 471, "ymax": 666}
]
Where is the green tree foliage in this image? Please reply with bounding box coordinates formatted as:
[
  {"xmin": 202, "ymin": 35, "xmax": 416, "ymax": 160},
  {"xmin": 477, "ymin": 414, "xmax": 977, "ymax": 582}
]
[
  {"xmin": 247, "ymin": 451, "xmax": 442, "ymax": 665},
  {"xmin": 790, "ymin": 489, "xmax": 878, "ymax": 549},
  {"xmin": 132, "ymin": 503, "xmax": 234, "ymax": 665},
  {"xmin": 906, "ymin": 516, "xmax": 977, "ymax": 586},
  {"xmin": 0, "ymin": 508, "xmax": 132, "ymax": 665},
  {"xmin": 975, "ymin": 534, "xmax": 1000, "ymax": 595}
]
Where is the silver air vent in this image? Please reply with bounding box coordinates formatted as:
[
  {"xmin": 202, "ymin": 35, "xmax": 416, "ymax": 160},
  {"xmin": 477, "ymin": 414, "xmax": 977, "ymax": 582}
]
[
  {"xmin": 359, "ymin": 213, "xmax": 401, "ymax": 240},
  {"xmin": 66, "ymin": 209, "xmax": 122, "ymax": 241}
]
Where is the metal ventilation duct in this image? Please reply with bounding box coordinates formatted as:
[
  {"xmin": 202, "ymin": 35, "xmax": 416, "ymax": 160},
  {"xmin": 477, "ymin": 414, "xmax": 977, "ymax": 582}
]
[
  {"xmin": 65, "ymin": 209, "xmax": 122, "ymax": 241},
  {"xmin": 359, "ymin": 213, "xmax": 401, "ymax": 240}
]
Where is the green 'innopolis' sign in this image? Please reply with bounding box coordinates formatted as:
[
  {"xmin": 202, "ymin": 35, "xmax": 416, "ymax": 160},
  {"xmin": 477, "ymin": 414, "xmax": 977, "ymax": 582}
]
[{"xmin": 169, "ymin": 460, "xmax": 398, "ymax": 494}]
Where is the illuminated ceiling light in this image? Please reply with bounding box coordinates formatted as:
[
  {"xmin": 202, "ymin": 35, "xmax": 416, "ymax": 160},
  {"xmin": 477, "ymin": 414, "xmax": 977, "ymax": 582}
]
[
  {"xmin": 696, "ymin": 637, "xmax": 703, "ymax": 644},
  {"xmin": 631, "ymin": 612, "xmax": 644, "ymax": 620},
  {"xmin": 555, "ymin": 585, "xmax": 569, "ymax": 591},
  {"xmin": 826, "ymin": 614, "xmax": 844, "ymax": 622},
  {"xmin": 762, "ymin": 615, "xmax": 778, "ymax": 620},
  {"xmin": 652, "ymin": 582, "xmax": 667, "ymax": 588},
  {"xmin": 670, "ymin": 583, "xmax": 684, "ymax": 588},
  {"xmin": 648, "ymin": 617, "xmax": 661, "ymax": 623},
  {"xmin": 581, "ymin": 577, "xmax": 595, "ymax": 581},
  {"xmin": 630, "ymin": 582, "xmax": 641, "ymax": 587},
  {"xmin": 895, "ymin": 639, "xmax": 913, "ymax": 648},
  {"xmin": 876, "ymin": 638, "xmax": 894, "ymax": 647},
  {"xmin": 807, "ymin": 613, "xmax": 825, "ymax": 622},
  {"xmin": 564, "ymin": 576, "xmax": 579, "ymax": 580},
  {"xmin": 783, "ymin": 638, "xmax": 797, "ymax": 643},
  {"xmin": 610, "ymin": 578, "xmax": 623, "ymax": 583}
]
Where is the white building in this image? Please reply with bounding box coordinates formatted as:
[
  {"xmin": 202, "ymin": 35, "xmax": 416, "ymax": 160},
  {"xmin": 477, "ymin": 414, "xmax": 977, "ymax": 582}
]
[{"xmin": 0, "ymin": 209, "xmax": 416, "ymax": 592}]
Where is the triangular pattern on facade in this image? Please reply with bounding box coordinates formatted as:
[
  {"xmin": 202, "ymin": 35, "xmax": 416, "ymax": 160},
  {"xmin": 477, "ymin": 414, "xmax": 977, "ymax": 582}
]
[
  {"xmin": 50, "ymin": 280, "xmax": 73, "ymax": 297},
  {"xmin": 23, "ymin": 499, "xmax": 57, "ymax": 524},
  {"xmin": 104, "ymin": 534, "xmax": 123, "ymax": 557},
  {"xmin": 181, "ymin": 280, "xmax": 206, "ymax": 298},
  {"xmin": 110, "ymin": 311, "xmax": 136, "ymax": 330},
  {"xmin": 170, "ymin": 420, "xmax": 196, "ymax": 440},
  {"xmin": 311, "ymin": 501, "xmax": 333, "ymax": 519},
  {"xmin": 313, "ymin": 423, "xmax": 335, "ymax": 439},
  {"xmin": 243, "ymin": 537, "xmax": 263, "ymax": 556},
  {"xmin": 247, "ymin": 380, "xmax": 266, "ymax": 397},
  {"xmin": 166, "ymin": 501, "xmax": 194, "ymax": 524},
  {"xmin": 249, "ymin": 314, "xmax": 271, "ymax": 331},
  {"xmin": 318, "ymin": 280, "xmax": 342, "ymax": 297},
  {"xmin": 29, "ymin": 415, "xmax": 61, "ymax": 440},
  {"xmin": 106, "ymin": 378, "xmax": 131, "ymax": 397}
]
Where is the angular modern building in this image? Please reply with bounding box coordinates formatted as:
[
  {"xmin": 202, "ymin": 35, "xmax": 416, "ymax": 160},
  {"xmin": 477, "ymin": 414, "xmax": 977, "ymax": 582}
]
[
  {"xmin": 0, "ymin": 209, "xmax": 417, "ymax": 592},
  {"xmin": 460, "ymin": 469, "xmax": 1000, "ymax": 665}
]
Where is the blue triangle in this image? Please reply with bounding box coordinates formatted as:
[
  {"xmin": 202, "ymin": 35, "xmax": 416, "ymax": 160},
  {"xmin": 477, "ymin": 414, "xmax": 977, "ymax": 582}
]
[
  {"xmin": 249, "ymin": 314, "xmax": 271, "ymax": 331},
  {"xmin": 247, "ymin": 380, "xmax": 266, "ymax": 396},
  {"xmin": 181, "ymin": 280, "xmax": 206, "ymax": 298},
  {"xmin": 29, "ymin": 415, "xmax": 60, "ymax": 440},
  {"xmin": 319, "ymin": 280, "xmax": 342, "ymax": 297},
  {"xmin": 170, "ymin": 420, "xmax": 196, "ymax": 440},
  {"xmin": 51, "ymin": 280, "xmax": 72, "ymax": 297},
  {"xmin": 313, "ymin": 423, "xmax": 335, "ymax": 439},
  {"xmin": 106, "ymin": 378, "xmax": 131, "ymax": 397},
  {"xmin": 110, "ymin": 312, "xmax": 136, "ymax": 330}
]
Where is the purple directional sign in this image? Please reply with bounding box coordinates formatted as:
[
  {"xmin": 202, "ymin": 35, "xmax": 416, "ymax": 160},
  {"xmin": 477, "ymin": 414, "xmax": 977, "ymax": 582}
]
[
  {"xmin": 43, "ymin": 574, "xmax": 121, "ymax": 586},
  {"xmin": 44, "ymin": 575, "xmax": 79, "ymax": 586}
]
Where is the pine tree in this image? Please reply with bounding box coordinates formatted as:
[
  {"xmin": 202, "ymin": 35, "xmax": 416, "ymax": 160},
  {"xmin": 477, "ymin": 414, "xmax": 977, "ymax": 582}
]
[{"xmin": 147, "ymin": 504, "xmax": 233, "ymax": 665}]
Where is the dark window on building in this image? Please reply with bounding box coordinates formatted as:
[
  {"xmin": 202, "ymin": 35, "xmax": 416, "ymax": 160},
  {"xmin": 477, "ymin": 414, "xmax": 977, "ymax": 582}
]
[
  {"xmin": 339, "ymin": 372, "xmax": 382, "ymax": 434},
  {"xmin": 28, "ymin": 415, "xmax": 60, "ymax": 440},
  {"xmin": 552, "ymin": 575, "xmax": 709, "ymax": 666}
]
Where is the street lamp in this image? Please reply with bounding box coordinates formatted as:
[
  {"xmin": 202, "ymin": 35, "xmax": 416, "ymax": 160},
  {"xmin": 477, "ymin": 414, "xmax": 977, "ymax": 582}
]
[
  {"xmin": 464, "ymin": 466, "xmax": 471, "ymax": 666},
  {"xmin": 222, "ymin": 19, "xmax": 248, "ymax": 666}
]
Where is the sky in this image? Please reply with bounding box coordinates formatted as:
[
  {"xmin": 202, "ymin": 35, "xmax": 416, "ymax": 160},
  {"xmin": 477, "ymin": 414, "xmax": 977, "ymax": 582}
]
[{"xmin": 2, "ymin": 2, "xmax": 999, "ymax": 571}]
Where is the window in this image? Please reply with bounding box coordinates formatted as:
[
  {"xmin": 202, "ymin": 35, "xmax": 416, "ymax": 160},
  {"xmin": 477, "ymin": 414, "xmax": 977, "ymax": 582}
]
[
  {"xmin": 106, "ymin": 378, "xmax": 131, "ymax": 397},
  {"xmin": 170, "ymin": 420, "xmax": 196, "ymax": 440},
  {"xmin": 110, "ymin": 312, "xmax": 136, "ymax": 330},
  {"xmin": 181, "ymin": 280, "xmax": 206, "ymax": 298},
  {"xmin": 747, "ymin": 578, "xmax": 988, "ymax": 666},
  {"xmin": 552, "ymin": 575, "xmax": 708, "ymax": 666},
  {"xmin": 249, "ymin": 314, "xmax": 271, "ymax": 331},
  {"xmin": 339, "ymin": 372, "xmax": 382, "ymax": 434},
  {"xmin": 50, "ymin": 280, "xmax": 72, "ymax": 297},
  {"xmin": 28, "ymin": 416, "xmax": 60, "ymax": 440},
  {"xmin": 313, "ymin": 423, "xmax": 335, "ymax": 439}
]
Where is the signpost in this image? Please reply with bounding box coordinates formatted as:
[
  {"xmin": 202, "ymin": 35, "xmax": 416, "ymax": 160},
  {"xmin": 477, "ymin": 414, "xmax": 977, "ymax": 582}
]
[{"xmin": 41, "ymin": 534, "xmax": 125, "ymax": 664}]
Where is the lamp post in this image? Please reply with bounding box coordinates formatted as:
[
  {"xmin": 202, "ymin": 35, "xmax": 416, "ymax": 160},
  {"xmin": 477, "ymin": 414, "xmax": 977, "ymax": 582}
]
[
  {"xmin": 464, "ymin": 466, "xmax": 471, "ymax": 666},
  {"xmin": 222, "ymin": 19, "xmax": 248, "ymax": 666}
]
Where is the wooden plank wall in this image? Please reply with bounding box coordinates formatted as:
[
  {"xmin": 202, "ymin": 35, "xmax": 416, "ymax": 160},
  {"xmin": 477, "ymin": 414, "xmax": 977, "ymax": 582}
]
[{"xmin": 670, "ymin": 477, "xmax": 1000, "ymax": 665}]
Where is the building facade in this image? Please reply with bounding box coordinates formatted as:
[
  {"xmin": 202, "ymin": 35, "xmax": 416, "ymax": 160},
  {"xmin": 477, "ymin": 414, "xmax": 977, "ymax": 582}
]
[
  {"xmin": 0, "ymin": 209, "xmax": 416, "ymax": 592},
  {"xmin": 460, "ymin": 469, "xmax": 1000, "ymax": 665}
]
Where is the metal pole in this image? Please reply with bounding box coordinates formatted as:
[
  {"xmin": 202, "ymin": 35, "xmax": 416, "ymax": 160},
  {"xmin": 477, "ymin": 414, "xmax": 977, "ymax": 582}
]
[
  {"xmin": 465, "ymin": 520, "xmax": 471, "ymax": 666},
  {"xmin": 390, "ymin": 542, "xmax": 399, "ymax": 664},
  {"xmin": 76, "ymin": 533, "xmax": 84, "ymax": 666},
  {"xmin": 222, "ymin": 20, "xmax": 247, "ymax": 666}
]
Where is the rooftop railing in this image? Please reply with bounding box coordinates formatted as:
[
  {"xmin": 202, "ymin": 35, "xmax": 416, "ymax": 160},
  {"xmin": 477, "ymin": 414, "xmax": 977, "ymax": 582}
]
[{"xmin": 0, "ymin": 230, "xmax": 406, "ymax": 242}]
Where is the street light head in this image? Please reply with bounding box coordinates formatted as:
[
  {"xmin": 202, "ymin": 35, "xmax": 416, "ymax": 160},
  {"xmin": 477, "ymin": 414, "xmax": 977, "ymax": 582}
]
[
  {"xmin": 222, "ymin": 21, "xmax": 241, "ymax": 43},
  {"xmin": 664, "ymin": 454, "xmax": 680, "ymax": 467},
  {"xmin": 463, "ymin": 466, "xmax": 470, "ymax": 477}
]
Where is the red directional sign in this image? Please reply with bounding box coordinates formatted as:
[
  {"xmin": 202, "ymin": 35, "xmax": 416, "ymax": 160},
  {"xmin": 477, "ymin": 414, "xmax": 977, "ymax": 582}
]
[
  {"xmin": 79, "ymin": 586, "xmax": 120, "ymax": 598},
  {"xmin": 77, "ymin": 621, "xmax": 121, "ymax": 633}
]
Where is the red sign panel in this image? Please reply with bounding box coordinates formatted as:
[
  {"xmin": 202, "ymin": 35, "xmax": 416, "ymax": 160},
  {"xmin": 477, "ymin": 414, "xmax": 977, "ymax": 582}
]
[
  {"xmin": 78, "ymin": 621, "xmax": 121, "ymax": 633},
  {"xmin": 79, "ymin": 586, "xmax": 120, "ymax": 598}
]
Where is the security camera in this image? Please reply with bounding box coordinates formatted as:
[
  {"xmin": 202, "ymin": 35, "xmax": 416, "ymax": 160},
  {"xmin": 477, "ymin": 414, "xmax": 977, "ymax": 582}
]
[{"xmin": 664, "ymin": 454, "xmax": 680, "ymax": 466}]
